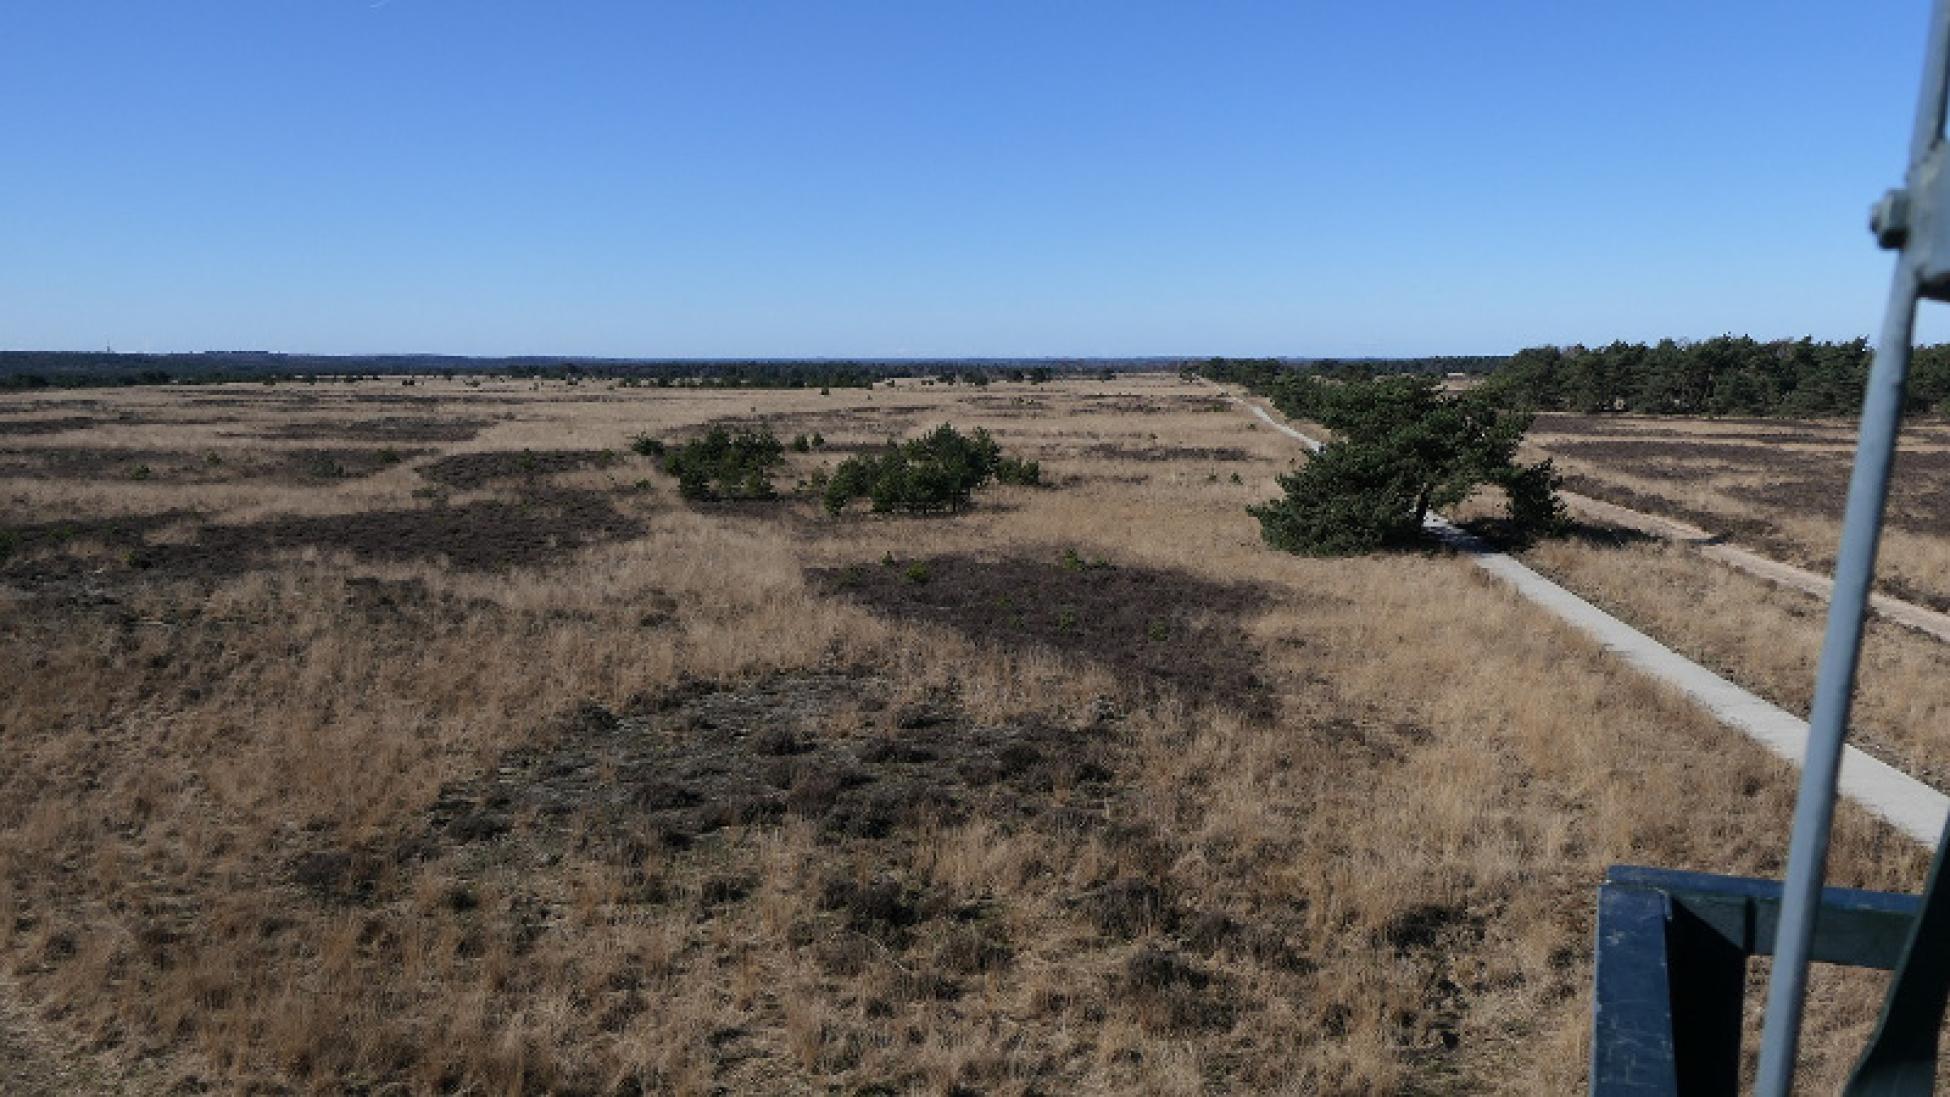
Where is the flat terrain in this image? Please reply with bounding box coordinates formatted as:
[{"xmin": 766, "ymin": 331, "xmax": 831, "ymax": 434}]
[
  {"xmin": 1520, "ymin": 413, "xmax": 1950, "ymax": 792},
  {"xmin": 1528, "ymin": 412, "xmax": 1950, "ymax": 611},
  {"xmin": 0, "ymin": 377, "xmax": 1929, "ymax": 1093}
]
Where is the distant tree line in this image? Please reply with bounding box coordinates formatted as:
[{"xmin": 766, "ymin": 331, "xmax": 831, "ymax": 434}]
[
  {"xmin": 1183, "ymin": 355, "xmax": 1505, "ymax": 390},
  {"xmin": 0, "ymin": 351, "xmax": 1173, "ymax": 391},
  {"xmin": 1480, "ymin": 337, "xmax": 1950, "ymax": 418},
  {"xmin": 1193, "ymin": 340, "xmax": 1950, "ymax": 420}
]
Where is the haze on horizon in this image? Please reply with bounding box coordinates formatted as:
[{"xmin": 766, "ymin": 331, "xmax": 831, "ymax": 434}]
[{"xmin": 2, "ymin": 0, "xmax": 1944, "ymax": 359}]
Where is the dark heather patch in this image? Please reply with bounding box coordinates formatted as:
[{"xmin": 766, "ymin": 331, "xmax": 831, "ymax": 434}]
[
  {"xmin": 1555, "ymin": 443, "xmax": 1950, "ymax": 541},
  {"xmin": 422, "ymin": 673, "xmax": 1118, "ymax": 862},
  {"xmin": 1120, "ymin": 946, "xmax": 1236, "ymax": 1034},
  {"xmin": 0, "ymin": 416, "xmax": 95, "ymax": 435},
  {"xmin": 418, "ymin": 448, "xmax": 623, "ymax": 489},
  {"xmin": 810, "ymin": 555, "xmax": 1273, "ymax": 715},
  {"xmin": 244, "ymin": 416, "xmax": 490, "ymax": 443},
  {"xmin": 0, "ymin": 445, "xmax": 427, "ymax": 484},
  {"xmin": 114, "ymin": 491, "xmax": 645, "ymax": 575},
  {"xmin": 1075, "ymin": 443, "xmax": 1254, "ymax": 463}
]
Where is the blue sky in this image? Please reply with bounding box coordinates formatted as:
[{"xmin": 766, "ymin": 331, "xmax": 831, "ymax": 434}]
[{"xmin": 0, "ymin": 1, "xmax": 1940, "ymax": 357}]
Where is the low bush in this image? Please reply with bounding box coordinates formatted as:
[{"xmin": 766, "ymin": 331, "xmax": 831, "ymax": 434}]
[
  {"xmin": 659, "ymin": 427, "xmax": 785, "ymax": 501},
  {"xmin": 823, "ymin": 424, "xmax": 1024, "ymax": 516},
  {"xmin": 629, "ymin": 434, "xmax": 666, "ymax": 458}
]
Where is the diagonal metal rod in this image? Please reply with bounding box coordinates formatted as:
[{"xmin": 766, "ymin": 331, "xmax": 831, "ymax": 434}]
[
  {"xmin": 1751, "ymin": 2, "xmax": 1950, "ymax": 1078},
  {"xmin": 1753, "ymin": 273, "xmax": 1916, "ymax": 1095},
  {"xmin": 1754, "ymin": 6, "xmax": 1950, "ymax": 1084}
]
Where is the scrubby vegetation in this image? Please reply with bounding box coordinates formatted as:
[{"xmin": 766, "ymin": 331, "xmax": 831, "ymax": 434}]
[
  {"xmin": 822, "ymin": 424, "xmax": 1031, "ymax": 515},
  {"xmin": 656, "ymin": 426, "xmax": 785, "ymax": 501},
  {"xmin": 1248, "ymin": 376, "xmax": 1565, "ymax": 554}
]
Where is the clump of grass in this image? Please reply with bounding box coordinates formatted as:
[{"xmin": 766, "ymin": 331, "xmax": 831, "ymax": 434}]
[
  {"xmin": 903, "ymin": 561, "xmax": 930, "ymax": 585},
  {"xmin": 1060, "ymin": 547, "xmax": 1111, "ymax": 572}
]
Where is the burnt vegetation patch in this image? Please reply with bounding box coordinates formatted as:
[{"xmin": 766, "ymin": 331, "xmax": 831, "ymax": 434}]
[{"xmin": 813, "ymin": 553, "xmax": 1273, "ymax": 714}]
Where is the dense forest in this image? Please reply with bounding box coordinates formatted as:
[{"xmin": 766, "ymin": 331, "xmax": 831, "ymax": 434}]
[{"xmin": 1482, "ymin": 337, "xmax": 1950, "ymax": 418}]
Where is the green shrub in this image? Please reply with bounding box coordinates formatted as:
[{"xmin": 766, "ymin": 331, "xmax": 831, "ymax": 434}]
[
  {"xmin": 791, "ymin": 433, "xmax": 812, "ymax": 453},
  {"xmin": 903, "ymin": 561, "xmax": 931, "ymax": 584},
  {"xmin": 660, "ymin": 427, "xmax": 784, "ymax": 501},
  {"xmin": 995, "ymin": 456, "xmax": 1041, "ymax": 486},
  {"xmin": 629, "ymin": 434, "xmax": 666, "ymax": 458},
  {"xmin": 823, "ymin": 424, "xmax": 1018, "ymax": 516},
  {"xmin": 0, "ymin": 530, "xmax": 16, "ymax": 562},
  {"xmin": 130, "ymin": 463, "xmax": 152, "ymax": 481},
  {"xmin": 810, "ymin": 432, "xmax": 826, "ymax": 448}
]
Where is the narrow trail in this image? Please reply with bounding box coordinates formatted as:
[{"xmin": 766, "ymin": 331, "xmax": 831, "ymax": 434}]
[
  {"xmin": 1233, "ymin": 395, "xmax": 1950, "ymax": 845},
  {"xmin": 1557, "ymin": 489, "xmax": 1950, "ymax": 644}
]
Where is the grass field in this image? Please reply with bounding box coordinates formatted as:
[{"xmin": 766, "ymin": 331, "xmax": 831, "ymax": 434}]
[
  {"xmin": 1521, "ymin": 411, "xmax": 1950, "ymax": 790},
  {"xmin": 0, "ymin": 376, "xmax": 1929, "ymax": 1093}
]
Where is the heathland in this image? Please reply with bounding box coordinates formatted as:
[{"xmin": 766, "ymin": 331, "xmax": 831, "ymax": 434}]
[{"xmin": 0, "ymin": 374, "xmax": 1931, "ymax": 1093}]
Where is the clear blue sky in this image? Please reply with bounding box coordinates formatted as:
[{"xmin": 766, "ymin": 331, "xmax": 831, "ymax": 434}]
[{"xmin": 1, "ymin": 1, "xmax": 1942, "ymax": 357}]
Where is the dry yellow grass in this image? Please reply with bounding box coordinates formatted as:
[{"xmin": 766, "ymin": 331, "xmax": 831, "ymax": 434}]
[
  {"xmin": 0, "ymin": 376, "xmax": 1927, "ymax": 1093},
  {"xmin": 1525, "ymin": 411, "xmax": 1950, "ymax": 610}
]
